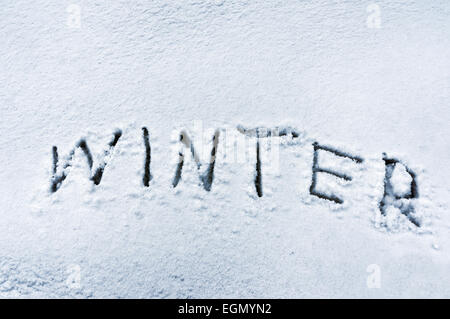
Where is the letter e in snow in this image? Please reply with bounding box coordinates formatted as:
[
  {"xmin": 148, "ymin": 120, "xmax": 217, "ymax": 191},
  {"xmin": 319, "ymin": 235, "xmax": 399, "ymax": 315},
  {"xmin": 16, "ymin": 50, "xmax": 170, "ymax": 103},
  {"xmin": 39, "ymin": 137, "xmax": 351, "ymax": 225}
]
[{"xmin": 309, "ymin": 142, "xmax": 364, "ymax": 204}]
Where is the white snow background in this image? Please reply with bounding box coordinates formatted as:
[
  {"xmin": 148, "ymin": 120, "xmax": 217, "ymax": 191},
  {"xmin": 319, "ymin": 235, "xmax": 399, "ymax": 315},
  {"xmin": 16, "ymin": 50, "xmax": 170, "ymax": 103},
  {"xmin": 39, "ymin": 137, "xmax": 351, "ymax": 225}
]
[{"xmin": 0, "ymin": 0, "xmax": 449, "ymax": 298}]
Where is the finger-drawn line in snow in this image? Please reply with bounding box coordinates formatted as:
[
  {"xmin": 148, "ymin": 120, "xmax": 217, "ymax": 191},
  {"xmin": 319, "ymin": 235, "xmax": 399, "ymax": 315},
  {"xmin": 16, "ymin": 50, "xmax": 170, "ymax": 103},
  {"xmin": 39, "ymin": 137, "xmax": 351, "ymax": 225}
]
[
  {"xmin": 310, "ymin": 142, "xmax": 364, "ymax": 204},
  {"xmin": 379, "ymin": 153, "xmax": 420, "ymax": 227},
  {"xmin": 172, "ymin": 129, "xmax": 220, "ymax": 191},
  {"xmin": 142, "ymin": 127, "xmax": 152, "ymax": 187},
  {"xmin": 51, "ymin": 130, "xmax": 122, "ymax": 192},
  {"xmin": 237, "ymin": 125, "xmax": 301, "ymax": 197},
  {"xmin": 48, "ymin": 125, "xmax": 421, "ymax": 227}
]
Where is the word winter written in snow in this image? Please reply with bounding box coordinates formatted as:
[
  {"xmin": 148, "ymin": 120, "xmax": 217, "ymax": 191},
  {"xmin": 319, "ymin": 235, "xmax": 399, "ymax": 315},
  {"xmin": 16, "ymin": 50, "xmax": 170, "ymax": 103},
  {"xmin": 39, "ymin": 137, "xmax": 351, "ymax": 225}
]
[{"xmin": 49, "ymin": 126, "xmax": 421, "ymax": 227}]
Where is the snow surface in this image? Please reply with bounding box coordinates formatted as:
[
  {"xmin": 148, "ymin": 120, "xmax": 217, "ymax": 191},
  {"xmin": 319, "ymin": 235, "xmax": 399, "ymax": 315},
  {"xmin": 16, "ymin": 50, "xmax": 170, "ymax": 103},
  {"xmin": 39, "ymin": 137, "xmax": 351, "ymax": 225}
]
[{"xmin": 0, "ymin": 0, "xmax": 449, "ymax": 298}]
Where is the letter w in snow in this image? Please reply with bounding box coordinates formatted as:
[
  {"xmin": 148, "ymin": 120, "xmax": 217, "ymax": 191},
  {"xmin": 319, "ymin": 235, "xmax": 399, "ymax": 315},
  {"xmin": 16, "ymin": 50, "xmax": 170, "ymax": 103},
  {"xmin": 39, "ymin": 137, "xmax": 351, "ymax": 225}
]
[{"xmin": 50, "ymin": 130, "xmax": 122, "ymax": 192}]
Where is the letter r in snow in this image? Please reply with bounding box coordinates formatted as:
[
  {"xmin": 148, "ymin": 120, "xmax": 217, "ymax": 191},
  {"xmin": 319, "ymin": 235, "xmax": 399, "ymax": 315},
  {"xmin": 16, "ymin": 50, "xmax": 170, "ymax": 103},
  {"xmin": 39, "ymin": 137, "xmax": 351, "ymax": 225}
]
[
  {"xmin": 309, "ymin": 142, "xmax": 364, "ymax": 204},
  {"xmin": 379, "ymin": 153, "xmax": 420, "ymax": 227}
]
